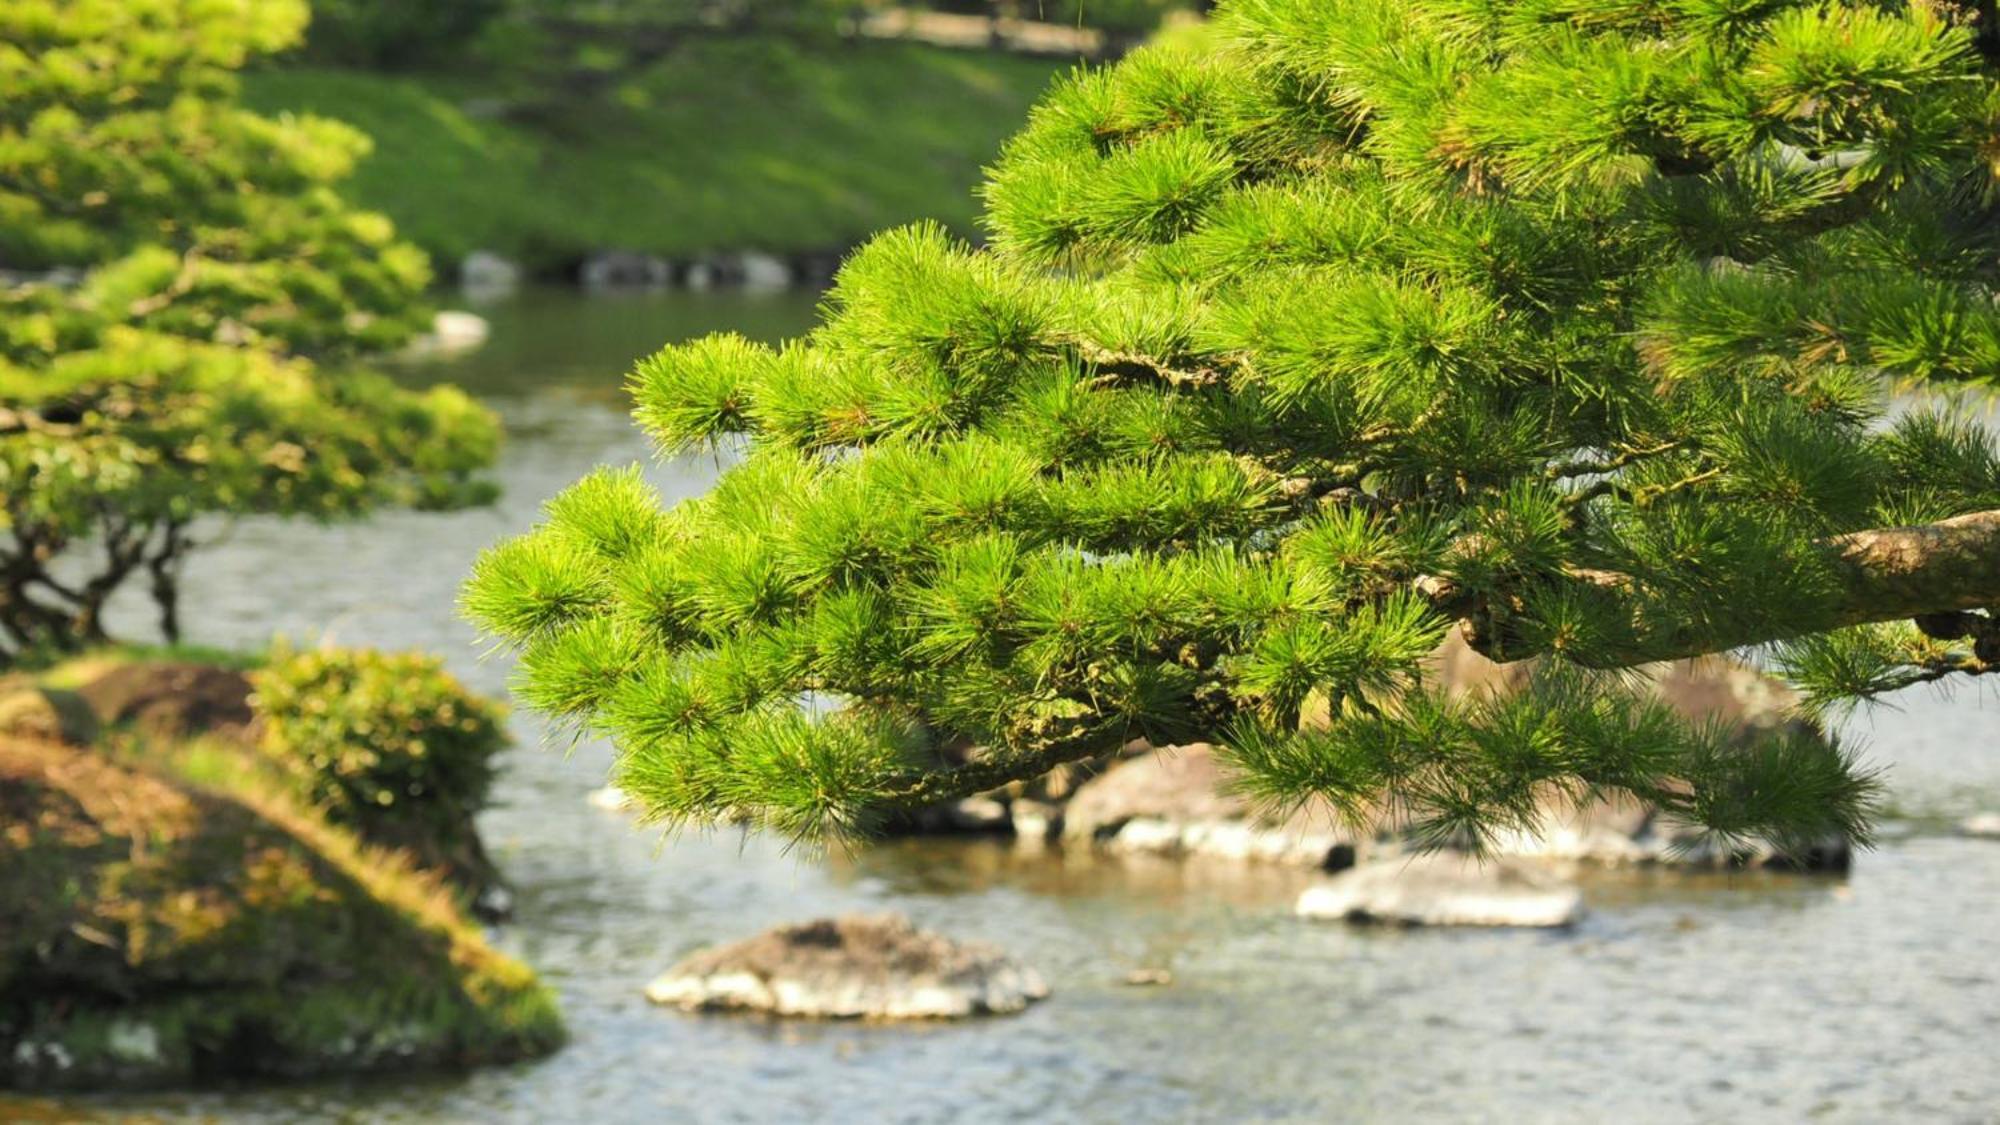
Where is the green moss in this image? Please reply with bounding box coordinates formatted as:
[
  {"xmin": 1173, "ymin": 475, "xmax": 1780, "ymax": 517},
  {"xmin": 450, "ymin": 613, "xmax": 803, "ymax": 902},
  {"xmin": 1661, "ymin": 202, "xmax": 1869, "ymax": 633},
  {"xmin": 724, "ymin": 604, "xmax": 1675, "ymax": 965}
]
[
  {"xmin": 0, "ymin": 736, "xmax": 562, "ymax": 1091},
  {"xmin": 239, "ymin": 41, "xmax": 1066, "ymax": 267}
]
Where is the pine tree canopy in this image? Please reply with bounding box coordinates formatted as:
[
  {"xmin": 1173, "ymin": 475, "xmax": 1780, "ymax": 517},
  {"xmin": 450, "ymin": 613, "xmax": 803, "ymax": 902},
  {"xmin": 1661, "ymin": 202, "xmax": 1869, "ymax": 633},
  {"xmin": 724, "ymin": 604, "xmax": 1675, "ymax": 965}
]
[
  {"xmin": 465, "ymin": 0, "xmax": 2000, "ymax": 850},
  {"xmin": 0, "ymin": 0, "xmax": 497, "ymax": 659}
]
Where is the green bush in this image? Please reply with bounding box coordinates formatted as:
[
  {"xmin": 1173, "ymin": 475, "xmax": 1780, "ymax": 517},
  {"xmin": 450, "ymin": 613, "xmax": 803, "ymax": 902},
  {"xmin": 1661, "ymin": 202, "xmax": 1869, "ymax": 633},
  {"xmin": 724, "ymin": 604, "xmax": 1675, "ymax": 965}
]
[{"xmin": 251, "ymin": 646, "xmax": 507, "ymax": 847}]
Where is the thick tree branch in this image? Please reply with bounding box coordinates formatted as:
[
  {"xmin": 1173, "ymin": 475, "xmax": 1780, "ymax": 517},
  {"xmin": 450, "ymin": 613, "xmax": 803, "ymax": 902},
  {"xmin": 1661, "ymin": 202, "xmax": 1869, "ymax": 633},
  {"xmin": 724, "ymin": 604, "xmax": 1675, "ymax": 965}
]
[{"xmin": 1430, "ymin": 508, "xmax": 2000, "ymax": 667}]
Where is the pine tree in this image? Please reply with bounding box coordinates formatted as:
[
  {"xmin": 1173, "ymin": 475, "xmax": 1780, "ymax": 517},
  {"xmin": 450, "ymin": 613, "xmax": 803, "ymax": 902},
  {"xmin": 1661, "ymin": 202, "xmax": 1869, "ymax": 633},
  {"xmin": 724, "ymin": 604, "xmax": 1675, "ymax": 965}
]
[
  {"xmin": 466, "ymin": 0, "xmax": 2000, "ymax": 851},
  {"xmin": 0, "ymin": 0, "xmax": 498, "ymax": 659}
]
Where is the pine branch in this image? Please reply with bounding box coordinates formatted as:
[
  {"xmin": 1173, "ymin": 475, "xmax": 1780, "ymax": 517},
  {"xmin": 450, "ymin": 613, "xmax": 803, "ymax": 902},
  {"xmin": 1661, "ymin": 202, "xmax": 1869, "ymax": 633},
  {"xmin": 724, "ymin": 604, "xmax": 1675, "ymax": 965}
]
[{"xmin": 1434, "ymin": 508, "xmax": 2000, "ymax": 666}]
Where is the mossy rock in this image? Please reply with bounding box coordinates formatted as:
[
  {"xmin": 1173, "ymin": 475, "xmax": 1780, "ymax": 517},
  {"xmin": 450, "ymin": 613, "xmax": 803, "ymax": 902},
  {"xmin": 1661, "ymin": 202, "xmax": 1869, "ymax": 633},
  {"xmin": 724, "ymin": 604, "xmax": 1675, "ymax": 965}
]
[
  {"xmin": 0, "ymin": 687, "xmax": 97, "ymax": 746},
  {"xmin": 0, "ymin": 736, "xmax": 563, "ymax": 1090},
  {"xmin": 72, "ymin": 661, "xmax": 256, "ymax": 742}
]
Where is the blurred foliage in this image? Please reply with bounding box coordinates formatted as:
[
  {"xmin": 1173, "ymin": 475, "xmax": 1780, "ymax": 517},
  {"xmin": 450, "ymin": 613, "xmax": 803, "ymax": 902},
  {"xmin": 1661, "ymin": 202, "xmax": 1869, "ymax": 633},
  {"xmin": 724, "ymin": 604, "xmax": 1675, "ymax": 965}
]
[
  {"xmin": 298, "ymin": 0, "xmax": 510, "ymax": 68},
  {"xmin": 252, "ymin": 644, "xmax": 508, "ymax": 856},
  {"xmin": 467, "ymin": 0, "xmax": 2000, "ymax": 852},
  {"xmin": 0, "ymin": 0, "xmax": 434, "ymax": 351},
  {"xmin": 242, "ymin": 45, "xmax": 1065, "ymax": 265},
  {"xmin": 0, "ymin": 0, "xmax": 498, "ymax": 661}
]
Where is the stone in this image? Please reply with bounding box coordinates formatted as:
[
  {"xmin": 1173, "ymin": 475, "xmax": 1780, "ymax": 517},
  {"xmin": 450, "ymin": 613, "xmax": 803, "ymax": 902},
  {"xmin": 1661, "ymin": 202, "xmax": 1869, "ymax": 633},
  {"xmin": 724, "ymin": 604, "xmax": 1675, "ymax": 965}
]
[
  {"xmin": 429, "ymin": 310, "xmax": 489, "ymax": 353},
  {"xmin": 587, "ymin": 785, "xmax": 634, "ymax": 812},
  {"xmin": 459, "ymin": 250, "xmax": 522, "ymax": 295},
  {"xmin": 1009, "ymin": 798, "xmax": 1061, "ymax": 845},
  {"xmin": 681, "ymin": 259, "xmax": 717, "ymax": 291},
  {"xmin": 74, "ymin": 661, "xmax": 254, "ymax": 741},
  {"xmin": 0, "ymin": 686, "xmax": 98, "ymax": 746},
  {"xmin": 397, "ymin": 310, "xmax": 491, "ymax": 359},
  {"xmin": 1061, "ymin": 743, "xmax": 1355, "ymax": 868},
  {"xmin": 1431, "ymin": 631, "xmax": 1809, "ymax": 740},
  {"xmin": 1961, "ymin": 813, "xmax": 2000, "ymax": 840},
  {"xmin": 579, "ymin": 250, "xmax": 671, "ymax": 288},
  {"xmin": 1296, "ymin": 852, "xmax": 1584, "ymax": 928},
  {"xmin": 644, "ymin": 913, "xmax": 1048, "ymax": 1020},
  {"xmin": 735, "ymin": 251, "xmax": 792, "ymax": 291},
  {"xmin": 880, "ymin": 795, "xmax": 1015, "ymax": 836}
]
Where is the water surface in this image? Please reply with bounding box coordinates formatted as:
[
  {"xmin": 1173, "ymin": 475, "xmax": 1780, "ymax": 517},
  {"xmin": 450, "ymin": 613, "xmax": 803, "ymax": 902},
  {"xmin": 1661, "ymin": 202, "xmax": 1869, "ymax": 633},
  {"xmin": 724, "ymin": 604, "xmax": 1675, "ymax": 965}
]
[{"xmin": 31, "ymin": 288, "xmax": 2000, "ymax": 1124}]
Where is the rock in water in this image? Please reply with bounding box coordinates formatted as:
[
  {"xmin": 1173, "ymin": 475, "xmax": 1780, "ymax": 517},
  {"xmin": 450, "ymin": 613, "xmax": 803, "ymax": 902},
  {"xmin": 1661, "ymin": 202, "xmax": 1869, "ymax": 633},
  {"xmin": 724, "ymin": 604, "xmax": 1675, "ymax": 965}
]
[
  {"xmin": 586, "ymin": 785, "xmax": 634, "ymax": 812},
  {"xmin": 429, "ymin": 310, "xmax": 489, "ymax": 353},
  {"xmin": 1297, "ymin": 852, "xmax": 1584, "ymax": 928},
  {"xmin": 735, "ymin": 251, "xmax": 792, "ymax": 291},
  {"xmin": 644, "ymin": 914, "xmax": 1049, "ymax": 1019},
  {"xmin": 1061, "ymin": 743, "xmax": 1355, "ymax": 867},
  {"xmin": 1961, "ymin": 813, "xmax": 2000, "ymax": 840},
  {"xmin": 459, "ymin": 250, "xmax": 522, "ymax": 295}
]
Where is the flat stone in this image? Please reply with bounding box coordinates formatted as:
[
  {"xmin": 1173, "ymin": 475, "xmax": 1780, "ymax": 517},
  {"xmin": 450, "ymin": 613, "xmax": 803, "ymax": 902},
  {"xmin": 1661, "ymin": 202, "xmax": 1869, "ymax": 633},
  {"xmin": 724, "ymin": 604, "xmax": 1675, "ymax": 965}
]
[
  {"xmin": 1297, "ymin": 852, "xmax": 1584, "ymax": 928},
  {"xmin": 644, "ymin": 913, "xmax": 1048, "ymax": 1020}
]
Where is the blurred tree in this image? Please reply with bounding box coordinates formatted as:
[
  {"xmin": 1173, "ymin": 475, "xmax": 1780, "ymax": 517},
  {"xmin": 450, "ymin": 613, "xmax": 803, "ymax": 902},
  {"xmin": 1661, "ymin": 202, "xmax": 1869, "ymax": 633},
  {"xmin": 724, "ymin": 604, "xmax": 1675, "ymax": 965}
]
[
  {"xmin": 0, "ymin": 0, "xmax": 497, "ymax": 659},
  {"xmin": 466, "ymin": 0, "xmax": 2000, "ymax": 851},
  {"xmin": 300, "ymin": 0, "xmax": 510, "ymax": 68},
  {"xmin": 476, "ymin": 0, "xmax": 858, "ymax": 98}
]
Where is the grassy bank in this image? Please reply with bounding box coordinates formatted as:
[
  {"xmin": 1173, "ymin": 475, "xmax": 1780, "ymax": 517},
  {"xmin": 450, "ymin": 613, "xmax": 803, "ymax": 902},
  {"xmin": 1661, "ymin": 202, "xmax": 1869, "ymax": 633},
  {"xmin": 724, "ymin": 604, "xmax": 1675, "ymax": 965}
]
[
  {"xmin": 1, "ymin": 652, "xmax": 561, "ymax": 1090},
  {"xmin": 242, "ymin": 40, "xmax": 1068, "ymax": 270}
]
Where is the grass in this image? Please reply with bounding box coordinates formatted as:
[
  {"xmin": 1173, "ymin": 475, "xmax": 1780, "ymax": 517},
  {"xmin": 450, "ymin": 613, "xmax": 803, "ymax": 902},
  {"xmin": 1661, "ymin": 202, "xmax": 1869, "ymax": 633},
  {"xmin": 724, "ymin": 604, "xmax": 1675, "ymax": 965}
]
[
  {"xmin": 240, "ymin": 39, "xmax": 1070, "ymax": 269},
  {"xmin": 29, "ymin": 642, "xmax": 265, "ymax": 689}
]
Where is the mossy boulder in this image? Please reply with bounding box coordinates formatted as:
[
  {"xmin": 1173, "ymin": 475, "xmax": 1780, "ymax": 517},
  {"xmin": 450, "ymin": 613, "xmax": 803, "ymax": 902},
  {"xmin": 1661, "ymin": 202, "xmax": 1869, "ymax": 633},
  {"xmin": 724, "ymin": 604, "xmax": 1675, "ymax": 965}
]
[
  {"xmin": 0, "ymin": 684, "xmax": 97, "ymax": 746},
  {"xmin": 0, "ymin": 736, "xmax": 562, "ymax": 1091},
  {"xmin": 72, "ymin": 661, "xmax": 257, "ymax": 742}
]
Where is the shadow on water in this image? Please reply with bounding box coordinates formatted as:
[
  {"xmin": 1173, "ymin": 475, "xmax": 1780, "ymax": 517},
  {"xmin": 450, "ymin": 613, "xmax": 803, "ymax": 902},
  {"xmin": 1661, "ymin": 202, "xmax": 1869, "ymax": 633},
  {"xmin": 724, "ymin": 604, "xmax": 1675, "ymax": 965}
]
[{"xmin": 34, "ymin": 287, "xmax": 2000, "ymax": 1124}]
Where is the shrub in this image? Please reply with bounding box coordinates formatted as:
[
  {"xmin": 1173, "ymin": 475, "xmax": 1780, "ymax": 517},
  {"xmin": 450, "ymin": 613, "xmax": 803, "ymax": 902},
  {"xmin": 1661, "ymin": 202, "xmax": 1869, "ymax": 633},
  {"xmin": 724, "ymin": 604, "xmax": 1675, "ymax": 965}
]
[{"xmin": 251, "ymin": 646, "xmax": 507, "ymax": 850}]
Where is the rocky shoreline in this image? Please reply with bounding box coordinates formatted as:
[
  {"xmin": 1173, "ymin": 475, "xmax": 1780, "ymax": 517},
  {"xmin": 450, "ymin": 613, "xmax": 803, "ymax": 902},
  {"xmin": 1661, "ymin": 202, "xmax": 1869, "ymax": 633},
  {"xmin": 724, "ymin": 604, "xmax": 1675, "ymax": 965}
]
[{"xmin": 461, "ymin": 246, "xmax": 850, "ymax": 298}]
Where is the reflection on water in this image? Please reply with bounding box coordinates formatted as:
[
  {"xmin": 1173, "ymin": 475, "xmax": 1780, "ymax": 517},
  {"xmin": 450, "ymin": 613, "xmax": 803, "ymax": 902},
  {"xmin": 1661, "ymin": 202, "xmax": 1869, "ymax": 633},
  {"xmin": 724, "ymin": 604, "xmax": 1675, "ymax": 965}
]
[{"xmin": 29, "ymin": 288, "xmax": 2000, "ymax": 1124}]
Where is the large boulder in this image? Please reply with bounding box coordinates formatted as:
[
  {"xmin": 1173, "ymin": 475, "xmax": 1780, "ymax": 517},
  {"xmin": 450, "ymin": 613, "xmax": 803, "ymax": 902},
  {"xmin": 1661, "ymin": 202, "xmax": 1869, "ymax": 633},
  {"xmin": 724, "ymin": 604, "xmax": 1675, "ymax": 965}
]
[
  {"xmin": 1431, "ymin": 633, "xmax": 1847, "ymax": 870},
  {"xmin": 1297, "ymin": 852, "xmax": 1585, "ymax": 928},
  {"xmin": 644, "ymin": 914, "xmax": 1048, "ymax": 1020},
  {"xmin": 1430, "ymin": 631, "xmax": 1809, "ymax": 739},
  {"xmin": 72, "ymin": 662, "xmax": 255, "ymax": 742},
  {"xmin": 1059, "ymin": 743, "xmax": 1355, "ymax": 867},
  {"xmin": 0, "ymin": 737, "xmax": 562, "ymax": 1090},
  {"xmin": 1042, "ymin": 638, "xmax": 1843, "ymax": 872}
]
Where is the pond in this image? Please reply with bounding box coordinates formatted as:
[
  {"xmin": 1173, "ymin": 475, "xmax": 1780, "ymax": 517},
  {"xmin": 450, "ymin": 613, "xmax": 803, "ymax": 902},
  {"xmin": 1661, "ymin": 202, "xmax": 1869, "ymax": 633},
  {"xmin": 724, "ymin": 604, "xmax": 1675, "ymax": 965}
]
[{"xmin": 34, "ymin": 287, "xmax": 2000, "ymax": 1122}]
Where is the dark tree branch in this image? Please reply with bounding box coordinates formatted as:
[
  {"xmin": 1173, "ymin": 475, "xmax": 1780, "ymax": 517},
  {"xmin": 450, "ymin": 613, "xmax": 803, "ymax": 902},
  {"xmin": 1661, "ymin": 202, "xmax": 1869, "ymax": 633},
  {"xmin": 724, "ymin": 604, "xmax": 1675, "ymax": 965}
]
[{"xmin": 1428, "ymin": 508, "xmax": 2000, "ymax": 667}]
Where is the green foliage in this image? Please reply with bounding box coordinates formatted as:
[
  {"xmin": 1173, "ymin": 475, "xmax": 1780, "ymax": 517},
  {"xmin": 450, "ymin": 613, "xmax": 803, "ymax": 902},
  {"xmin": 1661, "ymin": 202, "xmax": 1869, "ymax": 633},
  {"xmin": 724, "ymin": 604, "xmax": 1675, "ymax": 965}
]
[
  {"xmin": 251, "ymin": 645, "xmax": 508, "ymax": 849},
  {"xmin": 0, "ymin": 0, "xmax": 434, "ymax": 353},
  {"xmin": 0, "ymin": 0, "xmax": 499, "ymax": 660},
  {"xmin": 470, "ymin": 0, "xmax": 2000, "ymax": 849}
]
